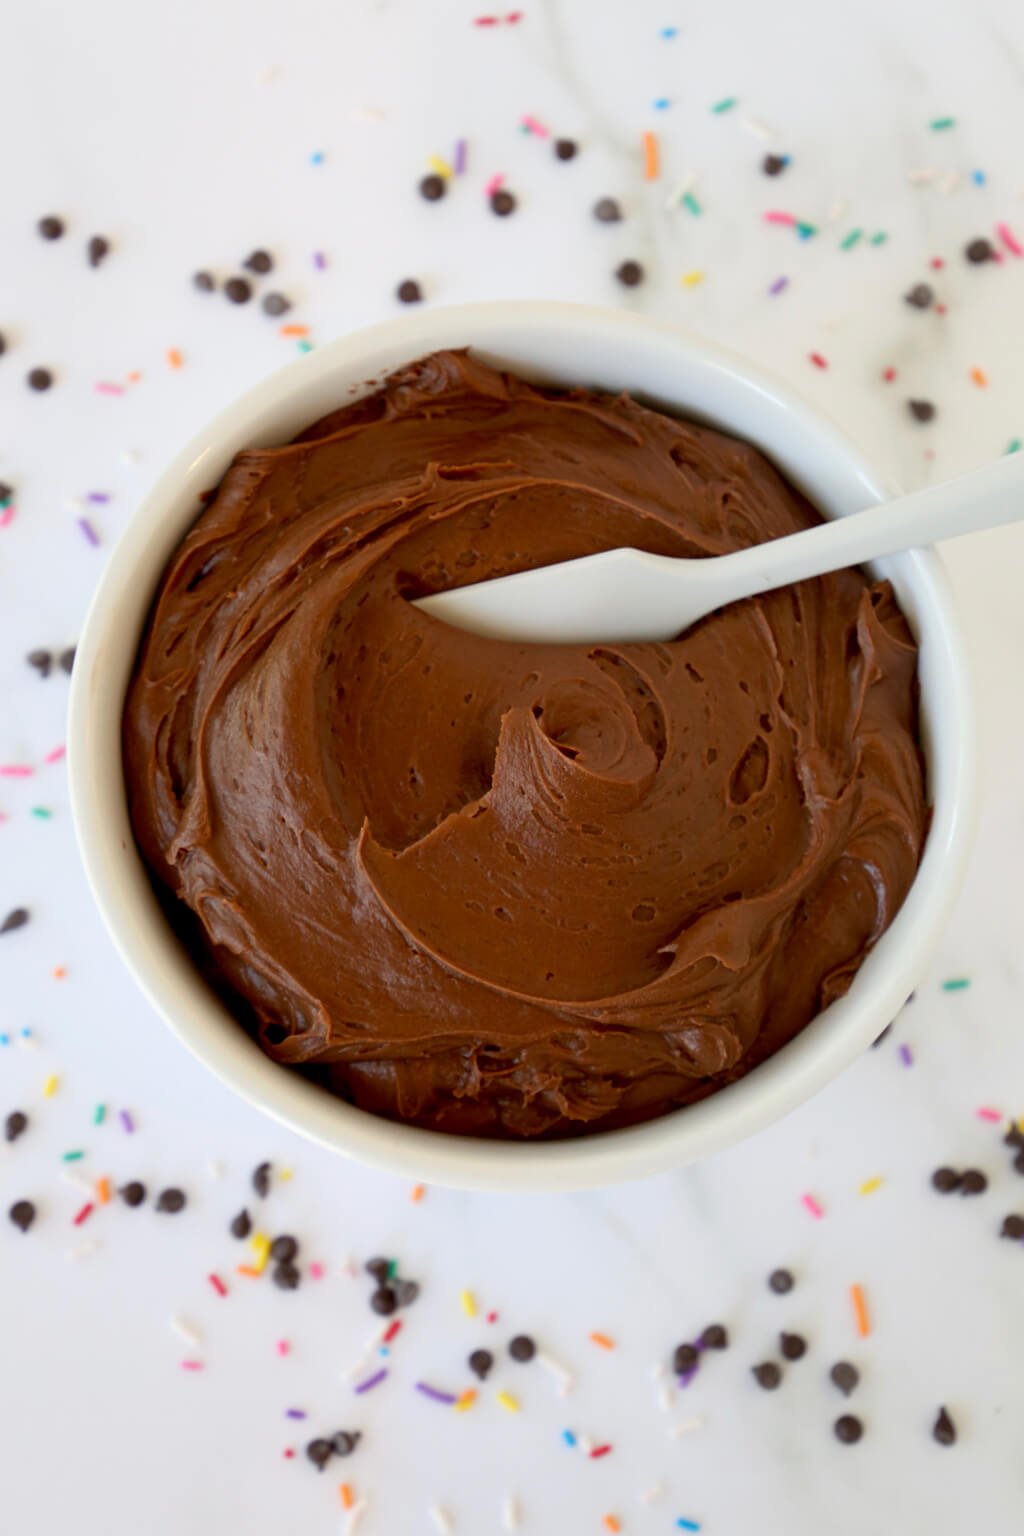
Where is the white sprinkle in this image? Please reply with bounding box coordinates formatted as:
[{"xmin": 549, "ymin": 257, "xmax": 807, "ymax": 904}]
[
  {"xmin": 828, "ymin": 197, "xmax": 848, "ymax": 223},
  {"xmin": 353, "ymin": 104, "xmax": 387, "ymax": 122},
  {"xmin": 650, "ymin": 1360, "xmax": 668, "ymax": 1381},
  {"xmin": 342, "ymin": 1256, "xmax": 360, "ymax": 1277},
  {"xmin": 341, "ymin": 1352, "xmax": 372, "ymax": 1383},
  {"xmin": 656, "ymin": 1382, "xmax": 674, "ymax": 1413},
  {"xmin": 502, "ymin": 1494, "xmax": 520, "ymax": 1530},
  {"xmin": 256, "ymin": 66, "xmax": 278, "ymax": 84},
  {"xmin": 908, "ymin": 168, "xmax": 938, "ymax": 185},
  {"xmin": 119, "ymin": 449, "xmax": 140, "ymax": 466},
  {"xmin": 741, "ymin": 114, "xmax": 772, "ymax": 141},
  {"xmin": 207, "ymin": 1159, "xmax": 225, "ymax": 1180},
  {"xmin": 344, "ymin": 1498, "xmax": 369, "ymax": 1535},
  {"xmin": 65, "ymin": 1240, "xmax": 100, "ymax": 1261},
  {"xmin": 664, "ymin": 172, "xmax": 696, "ymax": 212},
  {"xmin": 429, "ymin": 1504, "xmax": 453, "ymax": 1534},
  {"xmin": 170, "ymin": 1315, "xmax": 201, "ymax": 1347},
  {"xmin": 61, "ymin": 1169, "xmax": 95, "ymax": 1196},
  {"xmin": 17, "ymin": 1032, "xmax": 38, "ymax": 1050},
  {"xmin": 670, "ymin": 1417, "xmax": 704, "ymax": 1439},
  {"xmin": 537, "ymin": 1350, "xmax": 574, "ymax": 1395},
  {"xmin": 940, "ymin": 170, "xmax": 960, "ymax": 195},
  {"xmin": 577, "ymin": 1434, "xmax": 595, "ymax": 1455},
  {"xmin": 639, "ymin": 1483, "xmax": 665, "ymax": 1505},
  {"xmin": 64, "ymin": 495, "xmax": 86, "ymax": 512}
]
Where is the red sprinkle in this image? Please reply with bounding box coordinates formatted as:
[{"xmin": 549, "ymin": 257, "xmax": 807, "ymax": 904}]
[
  {"xmin": 590, "ymin": 1444, "xmax": 614, "ymax": 1460},
  {"xmin": 487, "ymin": 1310, "xmax": 499, "ymax": 1324},
  {"xmin": 383, "ymin": 1320, "xmax": 403, "ymax": 1343},
  {"xmin": 73, "ymin": 1202, "xmax": 95, "ymax": 1226},
  {"xmin": 809, "ymin": 352, "xmax": 828, "ymax": 369},
  {"xmin": 208, "ymin": 1273, "xmax": 228, "ymax": 1297},
  {"xmin": 935, "ymin": 303, "xmax": 947, "ymax": 315},
  {"xmin": 930, "ymin": 257, "xmax": 945, "ymax": 270},
  {"xmin": 882, "ymin": 367, "xmax": 897, "ymax": 382},
  {"xmin": 283, "ymin": 1449, "xmax": 295, "ymax": 1459}
]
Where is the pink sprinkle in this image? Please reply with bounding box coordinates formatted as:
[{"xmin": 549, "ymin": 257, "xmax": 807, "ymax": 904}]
[
  {"xmin": 764, "ymin": 210, "xmax": 796, "ymax": 226},
  {"xmin": 487, "ymin": 1310, "xmax": 499, "ymax": 1323},
  {"xmin": 474, "ymin": 13, "xmax": 498, "ymax": 23},
  {"xmin": 73, "ymin": 1202, "xmax": 95, "ymax": 1226},
  {"xmin": 996, "ymin": 221, "xmax": 1024, "ymax": 256},
  {"xmin": 44, "ymin": 746, "xmax": 66, "ymax": 765},
  {"xmin": 181, "ymin": 1360, "xmax": 204, "ymax": 1371},
  {"xmin": 77, "ymin": 517, "xmax": 100, "ymax": 547},
  {"xmin": 0, "ymin": 505, "xmax": 15, "ymax": 529},
  {"xmin": 120, "ymin": 1109, "xmax": 135, "ymax": 1133},
  {"xmin": 95, "ymin": 381, "xmax": 124, "ymax": 396},
  {"xmin": 801, "ymin": 1193, "xmax": 824, "ymax": 1220},
  {"xmin": 313, "ymin": 251, "xmax": 327, "ymax": 271},
  {"xmin": 309, "ymin": 1261, "xmax": 324, "ymax": 1280},
  {"xmin": 283, "ymin": 1448, "xmax": 295, "ymax": 1459},
  {"xmin": 0, "ymin": 765, "xmax": 34, "ymax": 778},
  {"xmin": 454, "ymin": 139, "xmax": 468, "ymax": 174},
  {"xmin": 484, "ymin": 172, "xmax": 505, "ymax": 197},
  {"xmin": 768, "ymin": 275, "xmax": 789, "ymax": 295},
  {"xmin": 977, "ymin": 1107, "xmax": 1002, "ymax": 1122},
  {"xmin": 521, "ymin": 114, "xmax": 549, "ymax": 137},
  {"xmin": 208, "ymin": 1273, "xmax": 228, "ymax": 1298},
  {"xmin": 883, "ymin": 367, "xmax": 897, "ymax": 382},
  {"xmin": 276, "ymin": 1339, "xmax": 291, "ymax": 1356},
  {"xmin": 899, "ymin": 1044, "xmax": 913, "ymax": 1067}
]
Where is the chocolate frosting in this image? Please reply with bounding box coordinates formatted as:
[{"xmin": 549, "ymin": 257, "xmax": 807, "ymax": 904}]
[{"xmin": 124, "ymin": 350, "xmax": 926, "ymax": 1138}]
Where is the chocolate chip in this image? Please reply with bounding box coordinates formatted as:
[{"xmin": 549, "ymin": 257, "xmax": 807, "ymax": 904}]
[
  {"xmin": 270, "ymin": 1234, "xmax": 298, "ymax": 1263},
  {"xmin": 752, "ymin": 1362, "xmax": 782, "ymax": 1390},
  {"xmin": 394, "ymin": 1279, "xmax": 420, "ymax": 1306},
  {"xmin": 554, "ymin": 138, "xmax": 578, "ymax": 161},
  {"xmin": 615, "ymin": 260, "xmax": 644, "ymax": 287},
  {"xmin": 700, "ymin": 1324, "xmax": 728, "ymax": 1350},
  {"xmin": 38, "ymin": 216, "xmax": 64, "ymax": 240},
  {"xmin": 1000, "ymin": 1213, "xmax": 1024, "ymax": 1239},
  {"xmin": 5, "ymin": 1111, "xmax": 28, "ymax": 1143},
  {"xmin": 273, "ymin": 1260, "xmax": 301, "ymax": 1290},
  {"xmin": 332, "ymin": 1430, "xmax": 360, "ymax": 1456},
  {"xmin": 768, "ymin": 1268, "xmax": 794, "ymax": 1294},
  {"xmin": 908, "ymin": 398, "xmax": 936, "ymax": 423},
  {"xmin": 396, "ymin": 279, "xmax": 423, "ymax": 304},
  {"xmin": 904, "ymin": 282, "xmax": 934, "ymax": 309},
  {"xmin": 27, "ymin": 650, "xmax": 52, "ymax": 678},
  {"xmin": 1, "ymin": 909, "xmax": 29, "ymax": 935},
  {"xmin": 252, "ymin": 1161, "xmax": 272, "ymax": 1197},
  {"xmin": 243, "ymin": 249, "xmax": 273, "ymax": 274},
  {"xmin": 59, "ymin": 647, "xmax": 76, "ymax": 675},
  {"xmin": 965, "ymin": 237, "xmax": 995, "ymax": 264},
  {"xmin": 960, "ymin": 1168, "xmax": 988, "ymax": 1195},
  {"xmin": 230, "ymin": 1208, "xmax": 251, "ymax": 1239},
  {"xmin": 419, "ymin": 174, "xmax": 447, "ymax": 202},
  {"xmin": 762, "ymin": 154, "xmax": 787, "ymax": 176},
  {"xmin": 932, "ymin": 1405, "xmax": 956, "ymax": 1445},
  {"xmin": 468, "ymin": 1348, "xmax": 493, "ymax": 1380},
  {"xmin": 120, "ymin": 1181, "xmax": 146, "ymax": 1207},
  {"xmin": 834, "ymin": 1413, "xmax": 863, "ymax": 1443},
  {"xmin": 9, "ymin": 1199, "xmax": 35, "ymax": 1232},
  {"xmin": 490, "ymin": 188, "xmax": 517, "ymax": 217},
  {"xmin": 261, "ymin": 292, "xmax": 291, "ymax": 316},
  {"xmin": 27, "ymin": 368, "xmax": 53, "ymax": 392},
  {"xmin": 365, "ymin": 1256, "xmax": 390, "ymax": 1282},
  {"xmin": 1005, "ymin": 1123, "xmax": 1024, "ymax": 1147},
  {"xmin": 0, "ymin": 482, "xmax": 13, "ymax": 504},
  {"xmin": 306, "ymin": 1438, "xmax": 333, "ymax": 1471},
  {"xmin": 932, "ymin": 1166, "xmax": 962, "ymax": 1193},
  {"xmin": 193, "ymin": 270, "xmax": 216, "ymax": 293},
  {"xmin": 673, "ymin": 1342, "xmax": 699, "ymax": 1373},
  {"xmin": 509, "ymin": 1334, "xmax": 536, "ymax": 1362},
  {"xmin": 830, "ymin": 1361, "xmax": 859, "ymax": 1396},
  {"xmin": 370, "ymin": 1286, "xmax": 397, "ymax": 1316},
  {"xmin": 87, "ymin": 235, "xmax": 110, "ymax": 268},
  {"xmin": 780, "ymin": 1332, "xmax": 807, "ymax": 1361},
  {"xmin": 224, "ymin": 276, "xmax": 253, "ymax": 305},
  {"xmin": 1015, "ymin": 1147, "xmax": 1024, "ymax": 1176},
  {"xmin": 156, "ymin": 1187, "xmax": 186, "ymax": 1213},
  {"xmin": 593, "ymin": 196, "xmax": 622, "ymax": 223}
]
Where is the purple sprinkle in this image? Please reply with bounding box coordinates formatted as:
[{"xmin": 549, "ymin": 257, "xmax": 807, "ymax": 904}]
[
  {"xmin": 313, "ymin": 251, "xmax": 327, "ymax": 271},
  {"xmin": 899, "ymin": 1044, "xmax": 914, "ymax": 1067},
  {"xmin": 355, "ymin": 1368, "xmax": 388, "ymax": 1395},
  {"xmin": 454, "ymin": 138, "xmax": 468, "ymax": 175},
  {"xmin": 677, "ymin": 1367, "xmax": 699, "ymax": 1388},
  {"xmin": 769, "ymin": 275, "xmax": 790, "ymax": 295},
  {"xmin": 87, "ymin": 492, "xmax": 111, "ymax": 504},
  {"xmin": 415, "ymin": 1381, "xmax": 458, "ymax": 1405},
  {"xmin": 119, "ymin": 1108, "xmax": 135, "ymax": 1133},
  {"xmin": 77, "ymin": 517, "xmax": 100, "ymax": 547},
  {"xmin": 285, "ymin": 1408, "xmax": 307, "ymax": 1420}
]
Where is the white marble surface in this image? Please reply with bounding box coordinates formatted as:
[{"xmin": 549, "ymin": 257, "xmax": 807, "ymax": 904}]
[{"xmin": 2, "ymin": 1, "xmax": 1024, "ymax": 1531}]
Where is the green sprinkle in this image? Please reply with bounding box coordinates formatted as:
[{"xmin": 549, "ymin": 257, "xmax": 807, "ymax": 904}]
[
  {"xmin": 93, "ymin": 1103, "xmax": 106, "ymax": 1125},
  {"xmin": 297, "ymin": 339, "xmax": 313, "ymax": 354},
  {"xmin": 840, "ymin": 229, "xmax": 863, "ymax": 251},
  {"xmin": 941, "ymin": 977, "xmax": 971, "ymax": 992},
  {"xmin": 1005, "ymin": 437, "xmax": 1022, "ymax": 455},
  {"xmin": 711, "ymin": 96, "xmax": 737, "ymax": 114},
  {"xmin": 681, "ymin": 191, "xmax": 702, "ymax": 217},
  {"xmin": 796, "ymin": 221, "xmax": 818, "ymax": 239},
  {"xmin": 62, "ymin": 1149, "xmax": 85, "ymax": 1162},
  {"xmin": 30, "ymin": 807, "xmax": 53, "ymax": 820},
  {"xmin": 870, "ymin": 231, "xmax": 889, "ymax": 246},
  {"xmin": 930, "ymin": 116, "xmax": 956, "ymax": 131},
  {"xmin": 386, "ymin": 1258, "xmax": 398, "ymax": 1279}
]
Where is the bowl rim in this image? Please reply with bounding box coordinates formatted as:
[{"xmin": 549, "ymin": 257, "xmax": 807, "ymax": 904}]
[{"xmin": 67, "ymin": 300, "xmax": 975, "ymax": 1192}]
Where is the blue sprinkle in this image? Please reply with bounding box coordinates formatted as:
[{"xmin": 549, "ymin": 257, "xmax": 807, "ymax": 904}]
[
  {"xmin": 653, "ymin": 97, "xmax": 672, "ymax": 110},
  {"xmin": 972, "ymin": 169, "xmax": 986, "ymax": 186},
  {"xmin": 562, "ymin": 1429, "xmax": 576, "ymax": 1447},
  {"xmin": 0, "ymin": 1034, "xmax": 9, "ymax": 1047},
  {"xmin": 310, "ymin": 150, "xmax": 324, "ymax": 165},
  {"xmin": 677, "ymin": 1522, "xmax": 701, "ymax": 1533},
  {"xmin": 659, "ymin": 25, "xmax": 678, "ymax": 38},
  {"xmin": 378, "ymin": 1345, "xmax": 390, "ymax": 1357},
  {"xmin": 19, "ymin": 1027, "xmax": 31, "ymax": 1038}
]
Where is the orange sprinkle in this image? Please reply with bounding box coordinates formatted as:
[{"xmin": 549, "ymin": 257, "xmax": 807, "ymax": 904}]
[
  {"xmin": 127, "ymin": 371, "xmax": 142, "ymax": 383},
  {"xmin": 970, "ymin": 367, "xmax": 988, "ymax": 387},
  {"xmin": 454, "ymin": 1388, "xmax": 477, "ymax": 1412},
  {"xmin": 411, "ymin": 1182, "xmax": 426, "ymax": 1202},
  {"xmin": 850, "ymin": 1282, "xmax": 870, "ymax": 1338},
  {"xmin": 167, "ymin": 348, "xmax": 183, "ymax": 369},
  {"xmin": 96, "ymin": 1177, "xmax": 111, "ymax": 1205},
  {"xmin": 590, "ymin": 1331, "xmax": 615, "ymax": 1350},
  {"xmin": 52, "ymin": 967, "xmax": 67, "ymax": 980},
  {"xmin": 280, "ymin": 324, "xmax": 310, "ymax": 337},
  {"xmin": 643, "ymin": 130, "xmax": 659, "ymax": 181},
  {"xmin": 236, "ymin": 1264, "xmax": 261, "ymax": 1277},
  {"xmin": 603, "ymin": 1517, "xmax": 621, "ymax": 1534},
  {"xmin": 340, "ymin": 1483, "xmax": 355, "ymax": 1510}
]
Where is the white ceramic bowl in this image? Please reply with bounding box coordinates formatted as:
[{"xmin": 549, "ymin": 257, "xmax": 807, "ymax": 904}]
[{"xmin": 68, "ymin": 301, "xmax": 975, "ymax": 1193}]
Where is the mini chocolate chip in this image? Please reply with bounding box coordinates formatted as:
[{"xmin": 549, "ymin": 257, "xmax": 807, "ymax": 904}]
[
  {"xmin": 27, "ymin": 650, "xmax": 51, "ymax": 678},
  {"xmin": 262, "ymin": 291, "xmax": 291, "ymax": 316},
  {"xmin": 243, "ymin": 249, "xmax": 273, "ymax": 274},
  {"xmin": 87, "ymin": 235, "xmax": 110, "ymax": 268},
  {"xmin": 306, "ymin": 1438, "xmax": 333, "ymax": 1471},
  {"xmin": 0, "ymin": 331, "xmax": 6, "ymax": 355},
  {"xmin": 965, "ymin": 237, "xmax": 995, "ymax": 264},
  {"xmin": 394, "ymin": 1279, "xmax": 420, "ymax": 1306},
  {"xmin": 27, "ymin": 368, "xmax": 53, "ymax": 392},
  {"xmin": 469, "ymin": 1348, "xmax": 493, "ymax": 1380},
  {"xmin": 5, "ymin": 1111, "xmax": 28, "ymax": 1143},
  {"xmin": 593, "ymin": 196, "xmax": 622, "ymax": 223},
  {"xmin": 752, "ymin": 1362, "xmax": 782, "ymax": 1390},
  {"xmin": 1000, "ymin": 1213, "xmax": 1024, "ymax": 1239},
  {"xmin": 224, "ymin": 276, "xmax": 253, "ymax": 305},
  {"xmin": 230, "ymin": 1208, "xmax": 252, "ymax": 1239},
  {"xmin": 780, "ymin": 1331, "xmax": 807, "ymax": 1361},
  {"xmin": 396, "ymin": 279, "xmax": 423, "ymax": 304},
  {"xmin": 193, "ymin": 270, "xmax": 216, "ymax": 293},
  {"xmin": 933, "ymin": 1405, "xmax": 957, "ymax": 1445},
  {"xmin": 830, "ymin": 1361, "xmax": 859, "ymax": 1396},
  {"xmin": 700, "ymin": 1324, "xmax": 728, "ymax": 1350},
  {"xmin": 252, "ymin": 1161, "xmax": 271, "ymax": 1197},
  {"xmin": 834, "ymin": 1413, "xmax": 863, "ymax": 1444},
  {"xmin": 673, "ymin": 1342, "xmax": 699, "ymax": 1373},
  {"xmin": 120, "ymin": 1181, "xmax": 146, "ymax": 1207},
  {"xmin": 9, "ymin": 1199, "xmax": 35, "ymax": 1232},
  {"xmin": 768, "ymin": 1268, "xmax": 795, "ymax": 1294},
  {"xmin": 270, "ymin": 1234, "xmax": 298, "ymax": 1263},
  {"xmin": 615, "ymin": 260, "xmax": 644, "ymax": 287},
  {"xmin": 554, "ymin": 138, "xmax": 578, "ymax": 160},
  {"xmin": 156, "ymin": 1187, "xmax": 186, "ymax": 1214},
  {"xmin": 332, "ymin": 1430, "xmax": 360, "ymax": 1456},
  {"xmin": 370, "ymin": 1286, "xmax": 397, "ymax": 1316},
  {"xmin": 419, "ymin": 174, "xmax": 447, "ymax": 201},
  {"xmin": 905, "ymin": 282, "xmax": 934, "ymax": 309},
  {"xmin": 365, "ymin": 1256, "xmax": 390, "ymax": 1282},
  {"xmin": 38, "ymin": 216, "xmax": 64, "ymax": 241},
  {"xmin": 960, "ymin": 1168, "xmax": 988, "ymax": 1195},
  {"xmin": 762, "ymin": 153, "xmax": 787, "ymax": 176},
  {"xmin": 509, "ymin": 1334, "xmax": 536, "ymax": 1362},
  {"xmin": 59, "ymin": 647, "xmax": 76, "ymax": 675},
  {"xmin": 932, "ymin": 1166, "xmax": 962, "ymax": 1193},
  {"xmin": 0, "ymin": 482, "xmax": 14, "ymax": 504},
  {"xmin": 1, "ymin": 909, "xmax": 29, "ymax": 935},
  {"xmin": 908, "ymin": 398, "xmax": 936, "ymax": 423},
  {"xmin": 490, "ymin": 189, "xmax": 517, "ymax": 217},
  {"xmin": 273, "ymin": 1260, "xmax": 301, "ymax": 1290},
  {"xmin": 1015, "ymin": 1147, "xmax": 1024, "ymax": 1175},
  {"xmin": 1004, "ymin": 1123, "xmax": 1024, "ymax": 1148}
]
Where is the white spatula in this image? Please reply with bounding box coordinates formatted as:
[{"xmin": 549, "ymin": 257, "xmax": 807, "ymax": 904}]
[{"xmin": 414, "ymin": 454, "xmax": 1024, "ymax": 645}]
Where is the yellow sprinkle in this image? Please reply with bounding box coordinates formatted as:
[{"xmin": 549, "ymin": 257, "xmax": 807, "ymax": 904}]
[
  {"xmin": 43, "ymin": 1074, "xmax": 58, "ymax": 1098},
  {"xmin": 496, "ymin": 1390, "xmax": 520, "ymax": 1413},
  {"xmin": 454, "ymin": 1389, "xmax": 477, "ymax": 1412},
  {"xmin": 460, "ymin": 1289, "xmax": 477, "ymax": 1318},
  {"xmin": 859, "ymin": 1176, "xmax": 883, "ymax": 1195},
  {"xmin": 278, "ymin": 1167, "xmax": 293, "ymax": 1182},
  {"xmin": 428, "ymin": 154, "xmax": 453, "ymax": 179},
  {"xmin": 250, "ymin": 1232, "xmax": 271, "ymax": 1273},
  {"xmin": 680, "ymin": 270, "xmax": 705, "ymax": 288}
]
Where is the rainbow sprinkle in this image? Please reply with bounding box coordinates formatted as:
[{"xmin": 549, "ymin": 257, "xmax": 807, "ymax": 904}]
[
  {"xmin": 858, "ymin": 1177, "xmax": 883, "ymax": 1196},
  {"xmin": 496, "ymin": 1391, "xmax": 520, "ymax": 1413},
  {"xmin": 996, "ymin": 222, "xmax": 1023, "ymax": 256},
  {"xmin": 416, "ymin": 1382, "xmax": 458, "ymax": 1405},
  {"xmin": 355, "ymin": 1368, "xmax": 388, "ymax": 1394},
  {"xmin": 977, "ymin": 1107, "xmax": 1002, "ymax": 1123},
  {"xmin": 850, "ymin": 1283, "xmax": 871, "ymax": 1338},
  {"xmin": 590, "ymin": 1331, "xmax": 615, "ymax": 1350},
  {"xmin": 929, "ymin": 116, "xmax": 956, "ymax": 130},
  {"xmin": 942, "ymin": 978, "xmax": 970, "ymax": 992},
  {"xmin": 460, "ymin": 1289, "xmax": 477, "ymax": 1318},
  {"xmin": 899, "ymin": 1044, "xmax": 914, "ymax": 1067},
  {"xmin": 680, "ymin": 271, "xmax": 704, "ymax": 288},
  {"xmin": 43, "ymin": 1075, "xmax": 59, "ymax": 1098},
  {"xmin": 711, "ymin": 96, "xmax": 737, "ymax": 113},
  {"xmin": 801, "ymin": 1193, "xmax": 824, "ymax": 1220}
]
